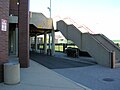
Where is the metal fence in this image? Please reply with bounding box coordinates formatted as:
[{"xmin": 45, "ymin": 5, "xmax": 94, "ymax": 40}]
[{"xmin": 31, "ymin": 43, "xmax": 77, "ymax": 52}]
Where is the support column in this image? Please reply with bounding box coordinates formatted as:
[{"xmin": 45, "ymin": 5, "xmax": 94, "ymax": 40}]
[
  {"xmin": 35, "ymin": 34, "xmax": 38, "ymax": 52},
  {"xmin": 0, "ymin": 0, "xmax": 9, "ymax": 82},
  {"xmin": 48, "ymin": 33, "xmax": 51, "ymax": 49},
  {"xmin": 51, "ymin": 30, "xmax": 55, "ymax": 56},
  {"xmin": 15, "ymin": 26, "xmax": 18, "ymax": 56},
  {"xmin": 18, "ymin": 0, "xmax": 29, "ymax": 68},
  {"xmin": 44, "ymin": 31, "xmax": 47, "ymax": 54},
  {"xmin": 29, "ymin": 37, "xmax": 32, "ymax": 51},
  {"xmin": 111, "ymin": 51, "xmax": 115, "ymax": 68}
]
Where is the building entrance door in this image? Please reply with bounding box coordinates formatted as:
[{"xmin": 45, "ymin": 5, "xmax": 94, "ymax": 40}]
[{"xmin": 9, "ymin": 29, "xmax": 16, "ymax": 55}]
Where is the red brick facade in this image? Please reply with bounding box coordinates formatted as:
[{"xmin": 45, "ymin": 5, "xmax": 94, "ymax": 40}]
[
  {"xmin": 18, "ymin": 0, "xmax": 29, "ymax": 68},
  {"xmin": 9, "ymin": 0, "xmax": 18, "ymax": 16},
  {"xmin": 0, "ymin": 0, "xmax": 9, "ymax": 82},
  {"xmin": 9, "ymin": 0, "xmax": 30, "ymax": 68},
  {"xmin": 0, "ymin": 0, "xmax": 29, "ymax": 82}
]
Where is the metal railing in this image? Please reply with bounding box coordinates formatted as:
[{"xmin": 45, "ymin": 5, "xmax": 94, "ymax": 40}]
[{"xmin": 31, "ymin": 43, "xmax": 77, "ymax": 52}]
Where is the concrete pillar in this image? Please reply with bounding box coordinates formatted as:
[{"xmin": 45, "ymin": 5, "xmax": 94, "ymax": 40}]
[
  {"xmin": 48, "ymin": 33, "xmax": 51, "ymax": 49},
  {"xmin": 15, "ymin": 26, "xmax": 18, "ymax": 56},
  {"xmin": 51, "ymin": 30, "xmax": 55, "ymax": 56},
  {"xmin": 35, "ymin": 34, "xmax": 38, "ymax": 52},
  {"xmin": 44, "ymin": 32, "xmax": 47, "ymax": 54},
  {"xmin": 18, "ymin": 0, "xmax": 29, "ymax": 68},
  {"xmin": 29, "ymin": 37, "xmax": 32, "ymax": 51}
]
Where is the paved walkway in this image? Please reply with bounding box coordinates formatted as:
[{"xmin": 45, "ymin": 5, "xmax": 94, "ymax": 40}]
[
  {"xmin": 54, "ymin": 65, "xmax": 120, "ymax": 90},
  {"xmin": 0, "ymin": 56, "xmax": 91, "ymax": 90},
  {"xmin": 2, "ymin": 52, "xmax": 120, "ymax": 90},
  {"xmin": 54, "ymin": 52, "xmax": 120, "ymax": 90},
  {"xmin": 32, "ymin": 52, "xmax": 120, "ymax": 90}
]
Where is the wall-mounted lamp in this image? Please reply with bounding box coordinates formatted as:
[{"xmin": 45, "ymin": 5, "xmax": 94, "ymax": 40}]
[{"xmin": 17, "ymin": 2, "xmax": 19, "ymax": 5}]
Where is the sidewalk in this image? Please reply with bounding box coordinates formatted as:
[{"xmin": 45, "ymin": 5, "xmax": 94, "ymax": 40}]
[
  {"xmin": 0, "ymin": 59, "xmax": 91, "ymax": 90},
  {"xmin": 54, "ymin": 52, "xmax": 120, "ymax": 90}
]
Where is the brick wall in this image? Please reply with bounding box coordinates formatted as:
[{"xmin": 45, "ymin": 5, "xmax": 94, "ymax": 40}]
[
  {"xmin": 0, "ymin": 0, "xmax": 9, "ymax": 82},
  {"xmin": 18, "ymin": 0, "xmax": 29, "ymax": 68},
  {"xmin": 9, "ymin": 0, "xmax": 18, "ymax": 16}
]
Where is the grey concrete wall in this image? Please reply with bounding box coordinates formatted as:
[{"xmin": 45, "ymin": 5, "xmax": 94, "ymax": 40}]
[
  {"xmin": 28, "ymin": 15, "xmax": 120, "ymax": 67},
  {"xmin": 82, "ymin": 33, "xmax": 111, "ymax": 67},
  {"xmin": 57, "ymin": 20, "xmax": 68, "ymax": 39},
  {"xmin": 67, "ymin": 25, "xmax": 82, "ymax": 49},
  {"xmin": 30, "ymin": 12, "xmax": 53, "ymax": 29},
  {"xmin": 57, "ymin": 21, "xmax": 82, "ymax": 49},
  {"xmin": 57, "ymin": 20, "xmax": 116, "ymax": 67},
  {"xmin": 93, "ymin": 34, "xmax": 120, "ymax": 63}
]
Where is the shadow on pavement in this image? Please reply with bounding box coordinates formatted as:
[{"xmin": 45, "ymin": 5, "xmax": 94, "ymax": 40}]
[{"xmin": 30, "ymin": 51, "xmax": 94, "ymax": 69}]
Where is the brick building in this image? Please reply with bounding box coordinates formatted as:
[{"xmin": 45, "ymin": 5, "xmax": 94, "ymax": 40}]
[
  {"xmin": 0, "ymin": 0, "xmax": 54, "ymax": 82},
  {"xmin": 0, "ymin": 0, "xmax": 29, "ymax": 82}
]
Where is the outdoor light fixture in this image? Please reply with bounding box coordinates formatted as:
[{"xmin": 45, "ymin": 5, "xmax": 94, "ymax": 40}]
[
  {"xmin": 10, "ymin": 14, "xmax": 13, "ymax": 16},
  {"xmin": 17, "ymin": 2, "xmax": 19, "ymax": 5}
]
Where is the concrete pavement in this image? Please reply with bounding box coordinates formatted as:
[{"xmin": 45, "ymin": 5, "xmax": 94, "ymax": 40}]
[
  {"xmin": 53, "ymin": 52, "xmax": 120, "ymax": 90},
  {"xmin": 0, "ymin": 59, "xmax": 91, "ymax": 90},
  {"xmin": 54, "ymin": 65, "xmax": 120, "ymax": 90}
]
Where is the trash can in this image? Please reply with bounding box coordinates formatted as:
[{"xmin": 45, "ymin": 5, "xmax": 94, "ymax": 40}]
[
  {"xmin": 66, "ymin": 47, "xmax": 79, "ymax": 58},
  {"xmin": 4, "ymin": 62, "xmax": 20, "ymax": 85}
]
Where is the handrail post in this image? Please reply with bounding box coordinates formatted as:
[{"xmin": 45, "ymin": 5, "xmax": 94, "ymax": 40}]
[{"xmin": 111, "ymin": 51, "xmax": 115, "ymax": 68}]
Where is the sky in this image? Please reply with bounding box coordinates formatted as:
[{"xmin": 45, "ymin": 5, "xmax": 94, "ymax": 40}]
[{"xmin": 30, "ymin": 0, "xmax": 120, "ymax": 40}]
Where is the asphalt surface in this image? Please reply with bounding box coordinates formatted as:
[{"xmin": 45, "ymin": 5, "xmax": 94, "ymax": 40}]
[
  {"xmin": 53, "ymin": 65, "xmax": 120, "ymax": 90},
  {"xmin": 30, "ymin": 52, "xmax": 120, "ymax": 90},
  {"xmin": 30, "ymin": 52, "xmax": 93, "ymax": 69}
]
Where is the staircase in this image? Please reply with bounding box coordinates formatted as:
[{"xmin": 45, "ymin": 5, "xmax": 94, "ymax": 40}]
[{"xmin": 57, "ymin": 20, "xmax": 120, "ymax": 68}]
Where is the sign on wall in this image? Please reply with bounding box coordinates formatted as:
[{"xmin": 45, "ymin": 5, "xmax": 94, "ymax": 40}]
[{"xmin": 1, "ymin": 19, "xmax": 7, "ymax": 31}]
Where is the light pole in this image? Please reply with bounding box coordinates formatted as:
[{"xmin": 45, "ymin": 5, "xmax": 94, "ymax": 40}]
[
  {"xmin": 47, "ymin": 0, "xmax": 51, "ymax": 18},
  {"xmin": 48, "ymin": 0, "xmax": 51, "ymax": 50}
]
